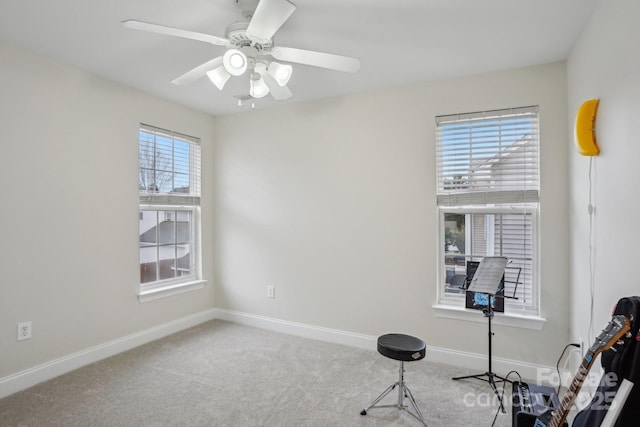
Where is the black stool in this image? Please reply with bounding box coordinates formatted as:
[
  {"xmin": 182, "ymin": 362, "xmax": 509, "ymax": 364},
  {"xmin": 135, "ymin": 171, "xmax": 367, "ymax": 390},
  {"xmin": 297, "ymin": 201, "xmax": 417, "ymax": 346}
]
[{"xmin": 360, "ymin": 333, "xmax": 427, "ymax": 426}]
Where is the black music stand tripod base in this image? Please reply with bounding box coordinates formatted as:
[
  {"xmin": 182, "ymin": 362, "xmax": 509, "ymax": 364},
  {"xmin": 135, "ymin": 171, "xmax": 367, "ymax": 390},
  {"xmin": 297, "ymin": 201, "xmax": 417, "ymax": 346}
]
[
  {"xmin": 451, "ymin": 306, "xmax": 510, "ymax": 413},
  {"xmin": 452, "ymin": 371, "xmax": 509, "ymax": 413}
]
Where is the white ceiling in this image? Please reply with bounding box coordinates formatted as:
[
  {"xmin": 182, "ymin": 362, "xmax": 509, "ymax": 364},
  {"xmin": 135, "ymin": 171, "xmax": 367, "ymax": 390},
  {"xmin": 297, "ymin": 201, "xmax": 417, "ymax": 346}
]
[{"xmin": 0, "ymin": 0, "xmax": 598, "ymax": 116}]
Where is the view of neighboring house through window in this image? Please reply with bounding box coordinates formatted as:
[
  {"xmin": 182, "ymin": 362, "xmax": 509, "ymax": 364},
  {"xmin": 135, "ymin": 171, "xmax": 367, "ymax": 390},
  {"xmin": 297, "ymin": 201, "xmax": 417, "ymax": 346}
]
[
  {"xmin": 138, "ymin": 124, "xmax": 201, "ymax": 289},
  {"xmin": 435, "ymin": 106, "xmax": 540, "ymax": 315}
]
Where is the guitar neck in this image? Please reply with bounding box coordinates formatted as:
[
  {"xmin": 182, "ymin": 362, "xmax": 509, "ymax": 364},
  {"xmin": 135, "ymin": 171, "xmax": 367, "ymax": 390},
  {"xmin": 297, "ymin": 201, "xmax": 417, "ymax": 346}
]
[{"xmin": 549, "ymin": 353, "xmax": 595, "ymax": 427}]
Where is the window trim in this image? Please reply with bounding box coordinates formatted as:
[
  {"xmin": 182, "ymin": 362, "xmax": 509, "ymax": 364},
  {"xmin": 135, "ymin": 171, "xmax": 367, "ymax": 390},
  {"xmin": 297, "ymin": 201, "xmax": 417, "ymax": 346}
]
[
  {"xmin": 436, "ymin": 205, "xmax": 540, "ymax": 317},
  {"xmin": 138, "ymin": 205, "xmax": 204, "ymax": 303},
  {"xmin": 432, "ymin": 304, "xmax": 546, "ymax": 330},
  {"xmin": 434, "ymin": 106, "xmax": 541, "ymax": 322},
  {"xmin": 138, "ymin": 124, "xmax": 204, "ymax": 302},
  {"xmin": 138, "ymin": 279, "xmax": 206, "ymax": 303},
  {"xmin": 139, "ymin": 206, "xmax": 198, "ymax": 282}
]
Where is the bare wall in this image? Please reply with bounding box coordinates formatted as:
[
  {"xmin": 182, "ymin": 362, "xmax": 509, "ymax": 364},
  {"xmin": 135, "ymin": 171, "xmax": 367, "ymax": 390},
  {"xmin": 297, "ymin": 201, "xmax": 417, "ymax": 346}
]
[
  {"xmin": 214, "ymin": 61, "xmax": 570, "ymax": 366},
  {"xmin": 567, "ymin": 0, "xmax": 640, "ymax": 349},
  {"xmin": 0, "ymin": 41, "xmax": 216, "ymax": 378}
]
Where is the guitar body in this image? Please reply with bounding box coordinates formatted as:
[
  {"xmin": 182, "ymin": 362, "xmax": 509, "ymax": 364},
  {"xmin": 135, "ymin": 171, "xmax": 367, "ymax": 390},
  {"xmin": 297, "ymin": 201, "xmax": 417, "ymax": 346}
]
[
  {"xmin": 514, "ymin": 315, "xmax": 630, "ymax": 427},
  {"xmin": 572, "ymin": 297, "xmax": 640, "ymax": 427}
]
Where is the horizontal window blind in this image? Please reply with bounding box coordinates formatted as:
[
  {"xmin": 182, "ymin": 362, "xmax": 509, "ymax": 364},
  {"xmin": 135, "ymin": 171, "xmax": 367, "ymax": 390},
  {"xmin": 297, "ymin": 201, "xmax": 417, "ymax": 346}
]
[
  {"xmin": 495, "ymin": 213, "xmax": 533, "ymax": 304},
  {"xmin": 139, "ymin": 124, "xmax": 201, "ymax": 206},
  {"xmin": 436, "ymin": 106, "xmax": 539, "ymax": 206}
]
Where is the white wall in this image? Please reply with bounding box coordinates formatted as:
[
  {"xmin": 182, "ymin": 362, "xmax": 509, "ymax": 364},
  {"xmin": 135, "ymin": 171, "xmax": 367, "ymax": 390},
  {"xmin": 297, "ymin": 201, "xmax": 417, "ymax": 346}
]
[
  {"xmin": 0, "ymin": 42, "xmax": 216, "ymax": 378},
  {"xmin": 214, "ymin": 62, "xmax": 570, "ymax": 366},
  {"xmin": 568, "ymin": 0, "xmax": 640, "ymax": 347},
  {"xmin": 0, "ymin": 25, "xmax": 586, "ymax": 387}
]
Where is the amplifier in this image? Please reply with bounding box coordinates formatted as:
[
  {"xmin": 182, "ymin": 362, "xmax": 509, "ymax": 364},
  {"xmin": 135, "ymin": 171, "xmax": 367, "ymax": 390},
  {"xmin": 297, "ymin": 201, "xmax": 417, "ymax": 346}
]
[{"xmin": 512, "ymin": 382, "xmax": 567, "ymax": 427}]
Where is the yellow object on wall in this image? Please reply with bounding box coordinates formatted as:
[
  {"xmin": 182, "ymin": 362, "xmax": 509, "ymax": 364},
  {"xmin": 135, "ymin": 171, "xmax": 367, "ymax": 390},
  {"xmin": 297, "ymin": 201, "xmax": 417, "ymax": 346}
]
[{"xmin": 574, "ymin": 98, "xmax": 600, "ymax": 156}]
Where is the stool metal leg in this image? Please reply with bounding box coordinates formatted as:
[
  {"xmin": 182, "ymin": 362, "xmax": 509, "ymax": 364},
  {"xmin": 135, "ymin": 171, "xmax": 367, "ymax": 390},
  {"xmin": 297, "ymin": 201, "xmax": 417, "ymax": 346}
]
[{"xmin": 360, "ymin": 361, "xmax": 427, "ymax": 426}]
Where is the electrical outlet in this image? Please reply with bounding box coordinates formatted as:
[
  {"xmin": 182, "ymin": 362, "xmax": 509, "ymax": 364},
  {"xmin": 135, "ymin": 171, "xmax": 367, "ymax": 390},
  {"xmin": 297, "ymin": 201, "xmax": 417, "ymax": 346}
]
[
  {"xmin": 267, "ymin": 285, "xmax": 275, "ymax": 299},
  {"xmin": 17, "ymin": 321, "xmax": 32, "ymax": 341}
]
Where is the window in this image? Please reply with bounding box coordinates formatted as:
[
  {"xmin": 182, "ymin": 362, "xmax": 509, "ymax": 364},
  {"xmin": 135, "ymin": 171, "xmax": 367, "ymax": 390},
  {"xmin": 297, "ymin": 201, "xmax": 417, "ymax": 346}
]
[
  {"xmin": 436, "ymin": 106, "xmax": 539, "ymax": 315},
  {"xmin": 138, "ymin": 124, "xmax": 202, "ymax": 298}
]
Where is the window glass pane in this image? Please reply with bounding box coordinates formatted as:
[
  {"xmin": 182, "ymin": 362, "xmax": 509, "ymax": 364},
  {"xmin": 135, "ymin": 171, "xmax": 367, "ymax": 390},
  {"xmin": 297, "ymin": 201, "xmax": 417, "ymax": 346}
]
[
  {"xmin": 174, "ymin": 140, "xmax": 190, "ymax": 174},
  {"xmin": 441, "ymin": 210, "xmax": 534, "ymax": 307},
  {"xmin": 176, "ymin": 244, "xmax": 192, "ymax": 276},
  {"xmin": 140, "ymin": 252, "xmax": 157, "ymax": 285},
  {"xmin": 139, "ymin": 209, "xmax": 194, "ymax": 286},
  {"xmin": 139, "ymin": 131, "xmax": 155, "ymax": 192},
  {"xmin": 155, "ymin": 170, "xmax": 174, "ymax": 194},
  {"xmin": 176, "ymin": 214, "xmax": 191, "ymax": 244},
  {"xmin": 173, "ymin": 172, "xmax": 189, "ymax": 193},
  {"xmin": 176, "ymin": 210, "xmax": 190, "ymax": 222},
  {"xmin": 140, "ymin": 247, "xmax": 158, "ymax": 284},
  {"xmin": 444, "ymin": 213, "xmax": 467, "ymax": 294},
  {"xmin": 139, "ymin": 211, "xmax": 158, "ymax": 244},
  {"xmin": 158, "ymin": 244, "xmax": 177, "ymax": 281},
  {"xmin": 140, "ymin": 210, "xmax": 158, "ymax": 283},
  {"xmin": 493, "ymin": 213, "xmax": 533, "ymax": 303},
  {"xmin": 154, "ymin": 136, "xmax": 174, "ymax": 193},
  {"xmin": 157, "ymin": 217, "xmax": 176, "ymax": 244},
  {"xmin": 436, "ymin": 107, "xmax": 539, "ymax": 205}
]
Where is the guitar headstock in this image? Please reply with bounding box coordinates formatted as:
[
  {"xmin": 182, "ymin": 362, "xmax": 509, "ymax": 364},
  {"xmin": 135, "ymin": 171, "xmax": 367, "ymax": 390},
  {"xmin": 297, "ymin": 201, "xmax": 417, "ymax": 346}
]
[{"xmin": 589, "ymin": 315, "xmax": 631, "ymax": 355}]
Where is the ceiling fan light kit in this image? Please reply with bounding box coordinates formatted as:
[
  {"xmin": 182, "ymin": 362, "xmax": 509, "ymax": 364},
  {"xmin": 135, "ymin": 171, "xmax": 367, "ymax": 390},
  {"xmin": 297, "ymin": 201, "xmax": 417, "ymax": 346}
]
[
  {"xmin": 122, "ymin": 0, "xmax": 360, "ymax": 105},
  {"xmin": 222, "ymin": 49, "xmax": 249, "ymax": 76}
]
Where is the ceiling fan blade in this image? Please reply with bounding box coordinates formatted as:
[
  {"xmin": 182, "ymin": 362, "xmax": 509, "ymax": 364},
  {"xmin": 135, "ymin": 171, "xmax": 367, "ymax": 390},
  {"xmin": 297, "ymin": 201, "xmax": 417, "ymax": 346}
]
[
  {"xmin": 246, "ymin": 0, "xmax": 296, "ymax": 43},
  {"xmin": 257, "ymin": 67, "xmax": 292, "ymax": 100},
  {"xmin": 122, "ymin": 19, "xmax": 230, "ymax": 47},
  {"xmin": 270, "ymin": 46, "xmax": 360, "ymax": 73},
  {"xmin": 171, "ymin": 56, "xmax": 224, "ymax": 86}
]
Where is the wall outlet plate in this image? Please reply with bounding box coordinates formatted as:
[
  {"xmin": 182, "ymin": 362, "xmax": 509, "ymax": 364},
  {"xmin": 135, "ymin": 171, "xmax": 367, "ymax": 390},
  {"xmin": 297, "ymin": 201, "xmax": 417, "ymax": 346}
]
[{"xmin": 17, "ymin": 321, "xmax": 32, "ymax": 341}]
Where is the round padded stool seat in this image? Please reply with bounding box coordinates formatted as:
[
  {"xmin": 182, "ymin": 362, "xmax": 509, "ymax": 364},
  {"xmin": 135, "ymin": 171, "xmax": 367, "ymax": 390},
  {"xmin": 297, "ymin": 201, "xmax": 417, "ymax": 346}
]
[{"xmin": 377, "ymin": 333, "xmax": 426, "ymax": 362}]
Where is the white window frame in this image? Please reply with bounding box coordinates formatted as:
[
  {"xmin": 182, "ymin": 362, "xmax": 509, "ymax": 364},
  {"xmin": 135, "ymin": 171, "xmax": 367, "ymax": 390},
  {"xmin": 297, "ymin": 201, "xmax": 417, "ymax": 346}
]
[
  {"xmin": 433, "ymin": 107, "xmax": 544, "ymax": 328},
  {"xmin": 138, "ymin": 124, "xmax": 204, "ymax": 302},
  {"xmin": 436, "ymin": 206, "xmax": 539, "ymax": 314}
]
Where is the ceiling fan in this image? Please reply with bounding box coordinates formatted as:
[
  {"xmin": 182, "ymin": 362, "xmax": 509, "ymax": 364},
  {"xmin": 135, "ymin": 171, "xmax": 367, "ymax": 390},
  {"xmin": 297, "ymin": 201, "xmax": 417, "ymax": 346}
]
[{"xmin": 122, "ymin": 0, "xmax": 361, "ymax": 102}]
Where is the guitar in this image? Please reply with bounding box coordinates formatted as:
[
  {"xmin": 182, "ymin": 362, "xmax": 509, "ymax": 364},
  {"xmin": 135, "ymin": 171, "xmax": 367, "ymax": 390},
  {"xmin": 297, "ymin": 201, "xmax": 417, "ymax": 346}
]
[{"xmin": 530, "ymin": 315, "xmax": 631, "ymax": 427}]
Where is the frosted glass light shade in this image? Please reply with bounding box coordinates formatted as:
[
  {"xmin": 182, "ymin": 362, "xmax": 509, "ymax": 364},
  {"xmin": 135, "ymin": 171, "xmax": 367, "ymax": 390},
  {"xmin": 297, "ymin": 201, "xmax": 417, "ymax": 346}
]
[
  {"xmin": 267, "ymin": 62, "xmax": 292, "ymax": 86},
  {"xmin": 223, "ymin": 49, "xmax": 248, "ymax": 76},
  {"xmin": 250, "ymin": 75, "xmax": 269, "ymax": 98},
  {"xmin": 206, "ymin": 66, "xmax": 231, "ymax": 90}
]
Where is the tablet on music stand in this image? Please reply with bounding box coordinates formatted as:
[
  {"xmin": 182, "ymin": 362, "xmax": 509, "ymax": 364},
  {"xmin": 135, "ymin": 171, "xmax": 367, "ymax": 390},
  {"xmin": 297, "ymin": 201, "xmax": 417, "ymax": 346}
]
[{"xmin": 465, "ymin": 256, "xmax": 507, "ymax": 313}]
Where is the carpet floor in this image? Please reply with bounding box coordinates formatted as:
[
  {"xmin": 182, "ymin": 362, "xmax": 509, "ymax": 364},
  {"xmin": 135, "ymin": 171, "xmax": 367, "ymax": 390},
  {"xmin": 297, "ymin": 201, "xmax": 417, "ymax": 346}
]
[{"xmin": 0, "ymin": 320, "xmax": 517, "ymax": 426}]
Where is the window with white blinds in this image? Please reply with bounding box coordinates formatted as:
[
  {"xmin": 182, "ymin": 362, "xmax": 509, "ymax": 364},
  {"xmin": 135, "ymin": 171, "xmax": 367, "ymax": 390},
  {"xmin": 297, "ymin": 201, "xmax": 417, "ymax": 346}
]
[
  {"xmin": 139, "ymin": 124, "xmax": 201, "ymax": 206},
  {"xmin": 436, "ymin": 106, "xmax": 539, "ymax": 206},
  {"xmin": 436, "ymin": 107, "xmax": 539, "ymax": 314},
  {"xmin": 138, "ymin": 124, "xmax": 201, "ymax": 290}
]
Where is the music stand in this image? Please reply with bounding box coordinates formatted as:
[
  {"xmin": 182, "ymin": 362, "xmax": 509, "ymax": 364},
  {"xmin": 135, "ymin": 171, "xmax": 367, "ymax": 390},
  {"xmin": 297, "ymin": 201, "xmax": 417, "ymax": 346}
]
[{"xmin": 452, "ymin": 256, "xmax": 510, "ymax": 413}]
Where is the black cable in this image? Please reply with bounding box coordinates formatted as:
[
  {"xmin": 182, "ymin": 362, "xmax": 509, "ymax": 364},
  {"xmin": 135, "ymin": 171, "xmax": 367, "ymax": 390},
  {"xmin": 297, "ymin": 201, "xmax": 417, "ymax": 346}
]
[
  {"xmin": 490, "ymin": 370, "xmax": 522, "ymax": 427},
  {"xmin": 556, "ymin": 343, "xmax": 581, "ymax": 395}
]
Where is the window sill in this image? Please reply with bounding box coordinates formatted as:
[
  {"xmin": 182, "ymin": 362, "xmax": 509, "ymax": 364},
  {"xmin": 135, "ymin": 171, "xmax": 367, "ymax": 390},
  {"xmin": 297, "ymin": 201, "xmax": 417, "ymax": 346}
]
[
  {"xmin": 432, "ymin": 304, "xmax": 546, "ymax": 330},
  {"xmin": 138, "ymin": 279, "xmax": 207, "ymax": 303}
]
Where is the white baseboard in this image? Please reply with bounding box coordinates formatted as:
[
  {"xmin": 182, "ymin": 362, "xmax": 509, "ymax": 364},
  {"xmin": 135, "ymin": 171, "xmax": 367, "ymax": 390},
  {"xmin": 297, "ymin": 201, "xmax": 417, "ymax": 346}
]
[
  {"xmin": 213, "ymin": 308, "xmax": 557, "ymax": 385},
  {"xmin": 0, "ymin": 309, "xmax": 217, "ymax": 399},
  {"xmin": 213, "ymin": 308, "xmax": 377, "ymax": 350},
  {"xmin": 0, "ymin": 307, "xmax": 558, "ymax": 400}
]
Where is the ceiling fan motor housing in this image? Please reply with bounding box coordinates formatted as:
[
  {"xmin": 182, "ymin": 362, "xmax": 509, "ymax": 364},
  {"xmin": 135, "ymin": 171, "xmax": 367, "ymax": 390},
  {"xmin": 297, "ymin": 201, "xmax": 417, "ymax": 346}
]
[{"xmin": 225, "ymin": 21, "xmax": 273, "ymax": 52}]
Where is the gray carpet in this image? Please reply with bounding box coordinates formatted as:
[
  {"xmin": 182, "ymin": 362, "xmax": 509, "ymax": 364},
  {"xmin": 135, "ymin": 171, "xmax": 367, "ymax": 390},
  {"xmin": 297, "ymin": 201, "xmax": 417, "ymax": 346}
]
[{"xmin": 0, "ymin": 320, "xmax": 515, "ymax": 426}]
